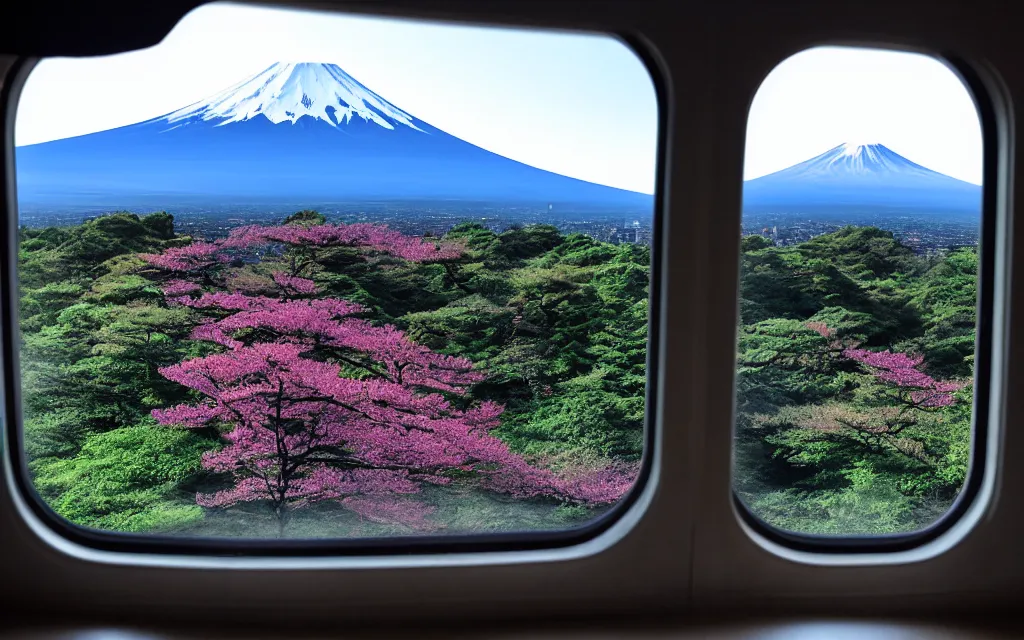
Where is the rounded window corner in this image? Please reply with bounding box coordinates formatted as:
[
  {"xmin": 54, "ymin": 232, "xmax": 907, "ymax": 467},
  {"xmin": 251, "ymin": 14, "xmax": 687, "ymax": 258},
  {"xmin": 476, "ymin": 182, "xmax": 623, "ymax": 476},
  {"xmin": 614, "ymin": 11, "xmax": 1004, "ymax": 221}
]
[
  {"xmin": 3, "ymin": 5, "xmax": 661, "ymax": 558},
  {"xmin": 732, "ymin": 44, "xmax": 999, "ymax": 553},
  {"xmin": 729, "ymin": 481, "xmax": 995, "ymax": 566}
]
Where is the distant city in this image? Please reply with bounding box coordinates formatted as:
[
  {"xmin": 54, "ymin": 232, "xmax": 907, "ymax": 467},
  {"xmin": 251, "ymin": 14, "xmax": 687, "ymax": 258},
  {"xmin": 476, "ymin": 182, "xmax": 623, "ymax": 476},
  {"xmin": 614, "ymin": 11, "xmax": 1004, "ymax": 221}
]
[
  {"xmin": 18, "ymin": 203, "xmax": 981, "ymax": 255},
  {"xmin": 742, "ymin": 211, "xmax": 979, "ymax": 255},
  {"xmin": 18, "ymin": 201, "xmax": 656, "ymax": 248}
]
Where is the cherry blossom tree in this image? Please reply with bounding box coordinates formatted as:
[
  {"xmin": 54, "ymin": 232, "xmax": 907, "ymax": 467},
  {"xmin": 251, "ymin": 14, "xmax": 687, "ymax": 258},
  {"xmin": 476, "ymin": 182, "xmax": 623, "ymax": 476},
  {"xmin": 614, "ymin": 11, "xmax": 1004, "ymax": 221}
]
[
  {"xmin": 140, "ymin": 242, "xmax": 226, "ymax": 274},
  {"xmin": 802, "ymin": 321, "xmax": 965, "ymax": 408},
  {"xmin": 766, "ymin": 323, "xmax": 970, "ymax": 465},
  {"xmin": 144, "ymin": 221, "xmax": 634, "ymax": 534},
  {"xmin": 221, "ymin": 222, "xmax": 464, "ymax": 259},
  {"xmin": 220, "ymin": 222, "xmax": 464, "ymax": 281},
  {"xmin": 140, "ymin": 221, "xmax": 463, "ymax": 286},
  {"xmin": 842, "ymin": 347, "xmax": 965, "ymax": 408}
]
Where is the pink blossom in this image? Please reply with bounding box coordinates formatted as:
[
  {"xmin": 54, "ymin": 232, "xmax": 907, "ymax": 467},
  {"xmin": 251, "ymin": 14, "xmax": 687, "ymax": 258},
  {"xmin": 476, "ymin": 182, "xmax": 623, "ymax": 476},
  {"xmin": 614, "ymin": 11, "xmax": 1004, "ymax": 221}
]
[
  {"xmin": 223, "ymin": 222, "xmax": 464, "ymax": 262},
  {"xmin": 190, "ymin": 322, "xmax": 243, "ymax": 350},
  {"xmin": 144, "ymin": 221, "xmax": 628, "ymax": 530},
  {"xmin": 140, "ymin": 242, "xmax": 225, "ymax": 273},
  {"xmin": 152, "ymin": 403, "xmax": 220, "ymax": 428},
  {"xmin": 843, "ymin": 347, "xmax": 965, "ymax": 408},
  {"xmin": 177, "ymin": 292, "xmax": 481, "ymax": 390},
  {"xmin": 152, "ymin": 305, "xmax": 631, "ymax": 526},
  {"xmin": 805, "ymin": 321, "xmax": 834, "ymax": 338},
  {"xmin": 162, "ymin": 280, "xmax": 202, "ymax": 296},
  {"xmin": 272, "ymin": 271, "xmax": 317, "ymax": 295}
]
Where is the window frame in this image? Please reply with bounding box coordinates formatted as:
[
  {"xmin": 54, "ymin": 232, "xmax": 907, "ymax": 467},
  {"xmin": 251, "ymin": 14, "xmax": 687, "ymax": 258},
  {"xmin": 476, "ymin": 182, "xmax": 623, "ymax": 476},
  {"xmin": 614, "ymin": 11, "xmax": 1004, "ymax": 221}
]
[
  {"xmin": 729, "ymin": 48, "xmax": 1004, "ymax": 554},
  {"xmin": 0, "ymin": 27, "xmax": 669, "ymax": 557},
  {"xmin": 5, "ymin": 0, "xmax": 1024, "ymax": 627}
]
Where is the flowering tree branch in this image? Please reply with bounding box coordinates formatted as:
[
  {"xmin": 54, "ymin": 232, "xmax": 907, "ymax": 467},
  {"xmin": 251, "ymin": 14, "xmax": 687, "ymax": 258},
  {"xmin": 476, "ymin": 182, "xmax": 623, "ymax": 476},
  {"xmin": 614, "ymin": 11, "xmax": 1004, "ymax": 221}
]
[{"xmin": 143, "ymin": 221, "xmax": 635, "ymax": 533}]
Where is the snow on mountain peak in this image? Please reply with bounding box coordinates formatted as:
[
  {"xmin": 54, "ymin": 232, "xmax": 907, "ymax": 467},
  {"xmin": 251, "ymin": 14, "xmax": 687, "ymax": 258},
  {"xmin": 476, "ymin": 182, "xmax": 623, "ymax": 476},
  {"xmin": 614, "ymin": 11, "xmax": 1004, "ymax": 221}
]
[
  {"xmin": 747, "ymin": 141, "xmax": 975, "ymax": 189},
  {"xmin": 796, "ymin": 142, "xmax": 941, "ymax": 179},
  {"xmin": 742, "ymin": 140, "xmax": 981, "ymax": 216},
  {"xmin": 162, "ymin": 62, "xmax": 424, "ymax": 132},
  {"xmin": 839, "ymin": 142, "xmax": 882, "ymax": 157}
]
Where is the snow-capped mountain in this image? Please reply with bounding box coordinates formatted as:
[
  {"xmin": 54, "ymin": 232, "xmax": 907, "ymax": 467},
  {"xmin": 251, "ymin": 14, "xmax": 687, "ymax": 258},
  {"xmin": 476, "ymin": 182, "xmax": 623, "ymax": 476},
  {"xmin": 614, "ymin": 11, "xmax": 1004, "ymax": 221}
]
[
  {"xmin": 161, "ymin": 62, "xmax": 424, "ymax": 132},
  {"xmin": 15, "ymin": 62, "xmax": 650, "ymax": 212},
  {"xmin": 743, "ymin": 143, "xmax": 981, "ymax": 217}
]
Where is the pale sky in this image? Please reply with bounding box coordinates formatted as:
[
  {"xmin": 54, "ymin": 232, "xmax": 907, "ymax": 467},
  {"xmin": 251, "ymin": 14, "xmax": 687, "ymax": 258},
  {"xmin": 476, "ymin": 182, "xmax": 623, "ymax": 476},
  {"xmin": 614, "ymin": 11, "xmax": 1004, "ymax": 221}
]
[
  {"xmin": 14, "ymin": 2, "xmax": 659, "ymax": 194},
  {"xmin": 15, "ymin": 4, "xmax": 984, "ymax": 192},
  {"xmin": 745, "ymin": 47, "xmax": 983, "ymax": 185}
]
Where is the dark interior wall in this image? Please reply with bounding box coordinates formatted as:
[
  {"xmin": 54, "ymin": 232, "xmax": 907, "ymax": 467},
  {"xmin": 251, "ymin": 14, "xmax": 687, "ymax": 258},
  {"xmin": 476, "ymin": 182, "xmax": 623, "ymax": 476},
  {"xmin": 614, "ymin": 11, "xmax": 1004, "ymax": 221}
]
[{"xmin": 2, "ymin": 0, "xmax": 1022, "ymax": 635}]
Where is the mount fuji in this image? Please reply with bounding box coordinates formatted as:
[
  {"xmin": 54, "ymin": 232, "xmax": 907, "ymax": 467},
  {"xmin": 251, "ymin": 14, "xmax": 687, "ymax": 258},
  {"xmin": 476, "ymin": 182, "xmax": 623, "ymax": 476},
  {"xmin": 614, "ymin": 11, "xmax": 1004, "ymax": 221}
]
[
  {"xmin": 15, "ymin": 62, "xmax": 652, "ymax": 212},
  {"xmin": 743, "ymin": 143, "xmax": 981, "ymax": 219}
]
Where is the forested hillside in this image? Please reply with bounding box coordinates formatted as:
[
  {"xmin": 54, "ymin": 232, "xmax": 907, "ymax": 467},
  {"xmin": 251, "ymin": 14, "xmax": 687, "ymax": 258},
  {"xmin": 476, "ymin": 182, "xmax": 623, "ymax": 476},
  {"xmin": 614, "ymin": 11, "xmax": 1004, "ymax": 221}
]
[
  {"xmin": 736, "ymin": 227, "xmax": 975, "ymax": 533},
  {"xmin": 17, "ymin": 213, "xmax": 974, "ymax": 537},
  {"xmin": 18, "ymin": 212, "xmax": 647, "ymax": 536}
]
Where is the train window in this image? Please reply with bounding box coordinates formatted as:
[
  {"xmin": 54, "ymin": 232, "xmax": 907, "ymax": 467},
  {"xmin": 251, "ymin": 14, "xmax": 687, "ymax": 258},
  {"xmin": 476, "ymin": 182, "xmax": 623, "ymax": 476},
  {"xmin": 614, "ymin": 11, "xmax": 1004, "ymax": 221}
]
[
  {"xmin": 10, "ymin": 3, "xmax": 659, "ymax": 548},
  {"xmin": 733, "ymin": 46, "xmax": 986, "ymax": 541}
]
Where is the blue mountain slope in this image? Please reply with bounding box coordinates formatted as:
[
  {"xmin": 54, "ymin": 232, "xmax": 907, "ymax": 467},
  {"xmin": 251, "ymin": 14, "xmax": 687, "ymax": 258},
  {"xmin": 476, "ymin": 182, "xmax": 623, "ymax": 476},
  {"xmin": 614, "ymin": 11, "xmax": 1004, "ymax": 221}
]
[
  {"xmin": 15, "ymin": 62, "xmax": 652, "ymax": 211},
  {"xmin": 743, "ymin": 143, "xmax": 981, "ymax": 218}
]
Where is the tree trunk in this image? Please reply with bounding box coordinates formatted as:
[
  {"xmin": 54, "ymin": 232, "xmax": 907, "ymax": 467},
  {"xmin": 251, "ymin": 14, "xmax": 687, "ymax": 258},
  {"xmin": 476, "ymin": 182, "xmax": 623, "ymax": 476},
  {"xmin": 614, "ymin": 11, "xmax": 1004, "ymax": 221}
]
[{"xmin": 275, "ymin": 504, "xmax": 288, "ymax": 538}]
